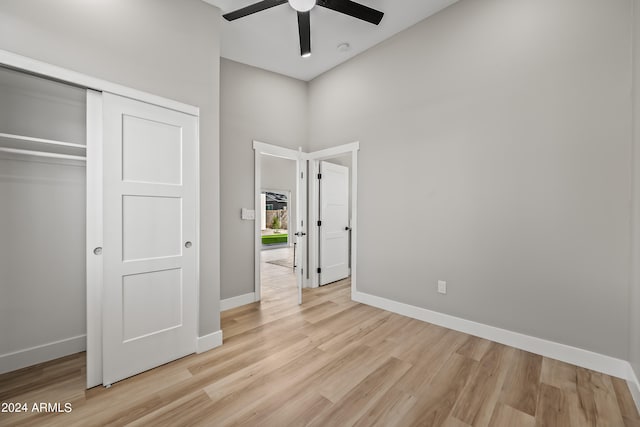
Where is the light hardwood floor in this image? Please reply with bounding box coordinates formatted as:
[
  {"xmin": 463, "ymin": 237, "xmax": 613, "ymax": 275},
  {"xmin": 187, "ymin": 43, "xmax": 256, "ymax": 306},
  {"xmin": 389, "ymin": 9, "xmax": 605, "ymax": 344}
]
[{"xmin": 1, "ymin": 255, "xmax": 639, "ymax": 426}]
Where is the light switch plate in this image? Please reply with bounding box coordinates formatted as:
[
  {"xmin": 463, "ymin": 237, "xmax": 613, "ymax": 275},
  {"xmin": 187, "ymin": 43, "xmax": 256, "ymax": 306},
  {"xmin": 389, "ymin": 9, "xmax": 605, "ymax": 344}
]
[{"xmin": 241, "ymin": 208, "xmax": 255, "ymax": 220}]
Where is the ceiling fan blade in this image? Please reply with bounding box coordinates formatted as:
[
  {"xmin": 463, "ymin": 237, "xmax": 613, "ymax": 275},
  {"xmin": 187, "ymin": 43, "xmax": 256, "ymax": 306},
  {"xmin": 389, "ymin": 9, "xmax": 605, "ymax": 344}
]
[
  {"xmin": 317, "ymin": 0, "xmax": 383, "ymax": 25},
  {"xmin": 298, "ymin": 11, "xmax": 311, "ymax": 57},
  {"xmin": 223, "ymin": 0, "xmax": 288, "ymax": 21}
]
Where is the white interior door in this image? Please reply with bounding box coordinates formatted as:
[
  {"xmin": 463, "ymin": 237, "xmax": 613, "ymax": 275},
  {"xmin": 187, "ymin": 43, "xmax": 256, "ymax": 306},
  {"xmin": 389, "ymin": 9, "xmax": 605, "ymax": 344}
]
[
  {"xmin": 102, "ymin": 92, "xmax": 198, "ymax": 385},
  {"xmin": 295, "ymin": 156, "xmax": 307, "ymax": 304},
  {"xmin": 319, "ymin": 161, "xmax": 350, "ymax": 285}
]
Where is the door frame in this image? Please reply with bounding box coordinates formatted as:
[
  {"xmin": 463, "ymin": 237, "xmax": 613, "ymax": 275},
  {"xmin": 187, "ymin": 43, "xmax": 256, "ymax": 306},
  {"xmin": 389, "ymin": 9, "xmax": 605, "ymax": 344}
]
[
  {"xmin": 0, "ymin": 49, "xmax": 201, "ymax": 389},
  {"xmin": 253, "ymin": 141, "xmax": 359, "ymax": 301},
  {"xmin": 315, "ymin": 160, "xmax": 351, "ymax": 286},
  {"xmin": 86, "ymin": 90, "xmax": 103, "ymax": 388},
  {"xmin": 308, "ymin": 142, "xmax": 359, "ymax": 297},
  {"xmin": 253, "ymin": 141, "xmax": 306, "ymax": 302}
]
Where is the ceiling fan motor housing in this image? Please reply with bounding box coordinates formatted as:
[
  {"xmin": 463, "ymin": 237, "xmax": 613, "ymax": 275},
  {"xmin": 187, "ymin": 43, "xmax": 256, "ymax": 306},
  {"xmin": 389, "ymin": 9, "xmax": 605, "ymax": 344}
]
[{"xmin": 289, "ymin": 0, "xmax": 316, "ymax": 12}]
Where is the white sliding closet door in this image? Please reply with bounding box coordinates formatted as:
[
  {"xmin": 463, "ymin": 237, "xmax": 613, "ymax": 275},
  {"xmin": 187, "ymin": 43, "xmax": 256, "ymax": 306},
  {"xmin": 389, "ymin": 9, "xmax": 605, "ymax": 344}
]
[{"xmin": 102, "ymin": 92, "xmax": 198, "ymax": 385}]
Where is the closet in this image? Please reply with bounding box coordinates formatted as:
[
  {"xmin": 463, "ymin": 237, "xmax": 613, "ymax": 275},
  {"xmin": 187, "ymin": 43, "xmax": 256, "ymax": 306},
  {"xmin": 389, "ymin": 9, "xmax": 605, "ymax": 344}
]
[
  {"xmin": 0, "ymin": 57, "xmax": 200, "ymax": 389},
  {"xmin": 0, "ymin": 66, "xmax": 87, "ymax": 373}
]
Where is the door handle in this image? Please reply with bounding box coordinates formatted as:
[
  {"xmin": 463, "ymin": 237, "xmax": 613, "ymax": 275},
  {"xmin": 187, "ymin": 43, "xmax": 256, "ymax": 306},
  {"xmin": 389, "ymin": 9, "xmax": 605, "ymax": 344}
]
[
  {"xmin": 294, "ymin": 232, "xmax": 307, "ymax": 237},
  {"xmin": 345, "ymin": 227, "xmax": 351, "ymax": 231}
]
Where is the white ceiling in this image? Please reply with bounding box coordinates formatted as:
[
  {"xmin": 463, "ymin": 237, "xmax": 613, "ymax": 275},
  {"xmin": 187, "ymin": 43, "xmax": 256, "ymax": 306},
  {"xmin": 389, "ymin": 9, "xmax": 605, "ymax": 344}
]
[{"xmin": 204, "ymin": 0, "xmax": 459, "ymax": 81}]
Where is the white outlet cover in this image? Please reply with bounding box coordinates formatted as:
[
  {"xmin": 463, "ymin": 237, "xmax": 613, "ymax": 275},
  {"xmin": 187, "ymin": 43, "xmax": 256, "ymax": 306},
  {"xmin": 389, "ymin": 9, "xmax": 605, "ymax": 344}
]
[{"xmin": 438, "ymin": 280, "xmax": 447, "ymax": 294}]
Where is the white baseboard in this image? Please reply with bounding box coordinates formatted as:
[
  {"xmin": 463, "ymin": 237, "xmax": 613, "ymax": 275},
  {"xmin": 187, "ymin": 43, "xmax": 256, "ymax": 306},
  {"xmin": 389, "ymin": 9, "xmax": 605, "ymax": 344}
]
[
  {"xmin": 352, "ymin": 291, "xmax": 630, "ymax": 380},
  {"xmin": 628, "ymin": 364, "xmax": 640, "ymax": 411},
  {"xmin": 0, "ymin": 335, "xmax": 86, "ymax": 375},
  {"xmin": 220, "ymin": 292, "xmax": 256, "ymax": 311},
  {"xmin": 196, "ymin": 330, "xmax": 223, "ymax": 354}
]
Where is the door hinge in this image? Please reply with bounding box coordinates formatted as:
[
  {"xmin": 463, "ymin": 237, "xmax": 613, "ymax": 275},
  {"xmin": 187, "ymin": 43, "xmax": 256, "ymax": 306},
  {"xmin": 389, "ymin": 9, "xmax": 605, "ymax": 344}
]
[
  {"xmin": 317, "ymin": 220, "xmax": 322, "ymax": 227},
  {"xmin": 317, "ymin": 173, "xmax": 322, "ymax": 179},
  {"xmin": 317, "ymin": 268, "xmax": 321, "ymax": 274}
]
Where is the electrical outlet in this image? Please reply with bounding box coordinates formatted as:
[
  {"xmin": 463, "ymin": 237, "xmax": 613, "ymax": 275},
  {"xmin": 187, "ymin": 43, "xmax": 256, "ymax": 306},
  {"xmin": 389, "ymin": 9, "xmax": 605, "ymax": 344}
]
[{"xmin": 437, "ymin": 280, "xmax": 447, "ymax": 294}]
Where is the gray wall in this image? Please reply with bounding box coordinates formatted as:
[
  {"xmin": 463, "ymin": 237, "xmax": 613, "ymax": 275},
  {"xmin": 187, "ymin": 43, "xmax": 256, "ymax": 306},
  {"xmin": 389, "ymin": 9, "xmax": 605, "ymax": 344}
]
[
  {"xmin": 631, "ymin": 0, "xmax": 640, "ymax": 384},
  {"xmin": 0, "ymin": 159, "xmax": 86, "ymax": 356},
  {"xmin": 220, "ymin": 59, "xmax": 307, "ymax": 300},
  {"xmin": 0, "ymin": 0, "xmax": 222, "ymax": 335},
  {"xmin": 308, "ymin": 0, "xmax": 632, "ymax": 358},
  {"xmin": 262, "ymin": 155, "xmax": 297, "ymax": 237}
]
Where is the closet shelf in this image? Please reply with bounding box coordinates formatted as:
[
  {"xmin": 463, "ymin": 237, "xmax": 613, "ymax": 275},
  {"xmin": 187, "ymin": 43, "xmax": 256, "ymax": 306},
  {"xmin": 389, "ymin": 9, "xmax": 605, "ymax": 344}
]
[
  {"xmin": 0, "ymin": 132, "xmax": 86, "ymax": 161},
  {"xmin": 0, "ymin": 132, "xmax": 86, "ymax": 150},
  {"xmin": 0, "ymin": 147, "xmax": 86, "ymax": 161}
]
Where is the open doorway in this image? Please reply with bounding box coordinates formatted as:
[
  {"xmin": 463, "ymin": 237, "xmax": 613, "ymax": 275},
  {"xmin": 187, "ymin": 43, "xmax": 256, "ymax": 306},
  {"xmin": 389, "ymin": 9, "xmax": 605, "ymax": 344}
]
[
  {"xmin": 254, "ymin": 145, "xmax": 306, "ymax": 305},
  {"xmin": 308, "ymin": 145, "xmax": 358, "ymax": 298},
  {"xmin": 253, "ymin": 141, "xmax": 358, "ymax": 305},
  {"xmin": 261, "ymin": 189, "xmax": 296, "ymax": 301},
  {"xmin": 315, "ymin": 156, "xmax": 351, "ymax": 286}
]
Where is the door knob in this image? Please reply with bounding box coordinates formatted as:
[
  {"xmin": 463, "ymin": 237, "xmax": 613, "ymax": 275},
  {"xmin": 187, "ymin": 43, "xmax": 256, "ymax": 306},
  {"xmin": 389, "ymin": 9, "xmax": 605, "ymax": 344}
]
[
  {"xmin": 345, "ymin": 226, "xmax": 352, "ymax": 231},
  {"xmin": 185, "ymin": 241, "xmax": 192, "ymax": 248},
  {"xmin": 93, "ymin": 247, "xmax": 102, "ymax": 255}
]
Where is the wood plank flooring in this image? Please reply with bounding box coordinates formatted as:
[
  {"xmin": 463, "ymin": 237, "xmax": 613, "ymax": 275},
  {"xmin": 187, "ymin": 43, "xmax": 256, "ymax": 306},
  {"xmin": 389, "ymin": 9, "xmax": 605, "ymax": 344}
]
[{"xmin": 1, "ymin": 251, "xmax": 639, "ymax": 426}]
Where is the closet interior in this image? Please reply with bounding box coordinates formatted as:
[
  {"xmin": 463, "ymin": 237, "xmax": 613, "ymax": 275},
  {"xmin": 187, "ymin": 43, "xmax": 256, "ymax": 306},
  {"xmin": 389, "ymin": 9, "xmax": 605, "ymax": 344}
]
[{"xmin": 0, "ymin": 66, "xmax": 87, "ymax": 374}]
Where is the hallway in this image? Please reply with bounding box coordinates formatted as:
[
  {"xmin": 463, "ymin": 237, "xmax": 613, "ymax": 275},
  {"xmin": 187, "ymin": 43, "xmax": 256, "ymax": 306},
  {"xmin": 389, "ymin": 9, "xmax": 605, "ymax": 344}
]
[{"xmin": 260, "ymin": 246, "xmax": 297, "ymax": 305}]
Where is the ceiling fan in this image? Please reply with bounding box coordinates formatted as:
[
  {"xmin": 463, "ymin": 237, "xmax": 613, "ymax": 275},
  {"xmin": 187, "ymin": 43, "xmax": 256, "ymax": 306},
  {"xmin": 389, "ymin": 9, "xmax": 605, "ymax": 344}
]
[{"xmin": 223, "ymin": 0, "xmax": 384, "ymax": 58}]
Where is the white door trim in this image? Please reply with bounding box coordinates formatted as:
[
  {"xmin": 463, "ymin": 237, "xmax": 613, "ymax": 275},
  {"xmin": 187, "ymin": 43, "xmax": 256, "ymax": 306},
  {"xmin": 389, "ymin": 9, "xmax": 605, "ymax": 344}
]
[
  {"xmin": 86, "ymin": 90, "xmax": 103, "ymax": 389},
  {"xmin": 308, "ymin": 160, "xmax": 319, "ymax": 288},
  {"xmin": 307, "ymin": 142, "xmax": 359, "ymax": 298},
  {"xmin": 308, "ymin": 142, "xmax": 360, "ymax": 159},
  {"xmin": 253, "ymin": 141, "xmax": 305, "ymax": 302},
  {"xmin": 0, "ymin": 50, "xmax": 198, "ymax": 116}
]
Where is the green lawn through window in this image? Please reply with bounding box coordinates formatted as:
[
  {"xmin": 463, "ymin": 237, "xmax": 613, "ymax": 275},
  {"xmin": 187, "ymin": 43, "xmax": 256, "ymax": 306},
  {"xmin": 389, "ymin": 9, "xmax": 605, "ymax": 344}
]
[{"xmin": 262, "ymin": 234, "xmax": 288, "ymax": 245}]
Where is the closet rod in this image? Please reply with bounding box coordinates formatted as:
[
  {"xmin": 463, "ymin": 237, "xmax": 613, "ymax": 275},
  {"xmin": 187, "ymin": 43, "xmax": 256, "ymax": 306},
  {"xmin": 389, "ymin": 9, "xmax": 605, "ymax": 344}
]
[
  {"xmin": 0, "ymin": 147, "xmax": 86, "ymax": 161},
  {"xmin": 0, "ymin": 132, "xmax": 86, "ymax": 149}
]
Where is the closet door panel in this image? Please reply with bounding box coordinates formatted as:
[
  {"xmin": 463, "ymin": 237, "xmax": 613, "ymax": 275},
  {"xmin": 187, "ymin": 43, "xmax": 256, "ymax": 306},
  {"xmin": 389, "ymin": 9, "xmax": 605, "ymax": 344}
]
[
  {"xmin": 122, "ymin": 114, "xmax": 182, "ymax": 185},
  {"xmin": 121, "ymin": 268, "xmax": 183, "ymax": 342},
  {"xmin": 122, "ymin": 194, "xmax": 182, "ymax": 261},
  {"xmin": 102, "ymin": 92, "xmax": 197, "ymax": 386}
]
